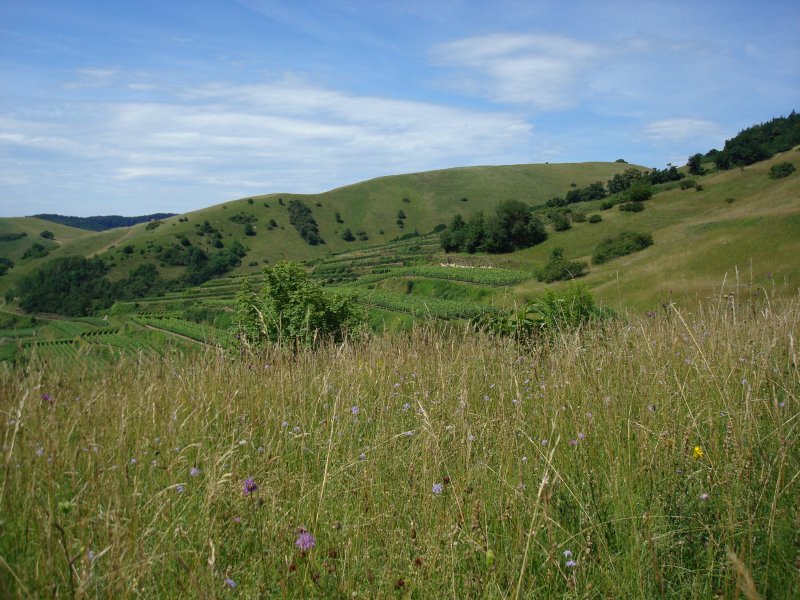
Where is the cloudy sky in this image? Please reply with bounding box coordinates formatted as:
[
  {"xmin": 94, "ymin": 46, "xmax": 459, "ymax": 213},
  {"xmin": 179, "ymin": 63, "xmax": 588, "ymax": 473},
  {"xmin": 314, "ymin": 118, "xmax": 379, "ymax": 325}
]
[{"xmin": 1, "ymin": 0, "xmax": 798, "ymax": 217}]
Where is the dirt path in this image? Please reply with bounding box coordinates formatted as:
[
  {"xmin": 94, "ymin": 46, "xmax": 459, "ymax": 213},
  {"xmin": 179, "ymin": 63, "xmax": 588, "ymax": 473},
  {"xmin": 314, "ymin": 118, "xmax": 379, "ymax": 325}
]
[
  {"xmin": 140, "ymin": 323, "xmax": 220, "ymax": 349},
  {"xmin": 86, "ymin": 227, "xmax": 136, "ymax": 258}
]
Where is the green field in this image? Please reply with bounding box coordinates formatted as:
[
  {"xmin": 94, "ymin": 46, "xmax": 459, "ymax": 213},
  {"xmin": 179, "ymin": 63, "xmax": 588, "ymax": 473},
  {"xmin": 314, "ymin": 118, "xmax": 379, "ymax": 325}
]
[{"xmin": 1, "ymin": 293, "xmax": 797, "ymax": 597}]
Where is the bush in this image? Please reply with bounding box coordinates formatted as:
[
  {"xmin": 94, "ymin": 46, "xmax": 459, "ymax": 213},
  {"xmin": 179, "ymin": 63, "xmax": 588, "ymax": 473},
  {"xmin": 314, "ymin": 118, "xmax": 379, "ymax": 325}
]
[
  {"xmin": 536, "ymin": 248, "xmax": 588, "ymax": 283},
  {"xmin": 588, "ymin": 214, "xmax": 602, "ymax": 223},
  {"xmin": 22, "ymin": 243, "xmax": 49, "ymax": 260},
  {"xmin": 288, "ymin": 200, "xmax": 324, "ymax": 245},
  {"xmin": 769, "ymin": 161, "xmax": 796, "ymax": 179},
  {"xmin": 244, "ymin": 223, "xmax": 256, "ymax": 236},
  {"xmin": 592, "ymin": 231, "xmax": 653, "ymax": 264},
  {"xmin": 39, "ymin": 230, "xmax": 54, "ymax": 240},
  {"xmin": 229, "ymin": 212, "xmax": 257, "ymax": 224},
  {"xmin": 341, "ymin": 228, "xmax": 355, "ymax": 242},
  {"xmin": 232, "ymin": 262, "xmax": 364, "ymax": 349},
  {"xmin": 679, "ymin": 179, "xmax": 696, "ymax": 190},
  {"xmin": 600, "ymin": 200, "xmax": 615, "ymax": 211},
  {"xmin": 626, "ymin": 181, "xmax": 653, "ymax": 202},
  {"xmin": 477, "ymin": 283, "xmax": 612, "ymax": 339},
  {"xmin": 550, "ymin": 211, "xmax": 571, "ymax": 231},
  {"xmin": 146, "ymin": 220, "xmax": 162, "ymax": 230},
  {"xmin": 619, "ymin": 201, "xmax": 644, "ymax": 212},
  {"xmin": 571, "ymin": 211, "xmax": 587, "ymax": 223}
]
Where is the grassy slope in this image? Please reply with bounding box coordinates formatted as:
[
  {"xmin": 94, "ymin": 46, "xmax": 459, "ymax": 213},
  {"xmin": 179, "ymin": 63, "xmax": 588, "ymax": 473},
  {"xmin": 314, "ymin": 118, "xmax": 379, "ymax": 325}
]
[
  {"xmin": 2, "ymin": 298, "xmax": 797, "ymax": 597},
  {"xmin": 0, "ymin": 161, "xmax": 635, "ymax": 294},
  {"xmin": 505, "ymin": 150, "xmax": 800, "ymax": 311}
]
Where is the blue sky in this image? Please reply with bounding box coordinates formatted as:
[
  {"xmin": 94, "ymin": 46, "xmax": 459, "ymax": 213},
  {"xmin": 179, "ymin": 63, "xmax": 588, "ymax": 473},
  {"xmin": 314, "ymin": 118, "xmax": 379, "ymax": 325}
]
[{"xmin": 1, "ymin": 0, "xmax": 798, "ymax": 217}]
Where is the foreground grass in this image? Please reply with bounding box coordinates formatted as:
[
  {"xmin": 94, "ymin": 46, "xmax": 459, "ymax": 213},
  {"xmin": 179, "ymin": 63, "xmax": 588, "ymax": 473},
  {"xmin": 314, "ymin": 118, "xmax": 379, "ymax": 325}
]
[{"xmin": 1, "ymin": 297, "xmax": 798, "ymax": 598}]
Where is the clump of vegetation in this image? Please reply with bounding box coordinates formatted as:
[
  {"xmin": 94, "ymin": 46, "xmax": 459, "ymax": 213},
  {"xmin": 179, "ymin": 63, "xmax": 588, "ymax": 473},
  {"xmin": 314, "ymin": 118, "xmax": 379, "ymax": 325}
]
[
  {"xmin": 588, "ymin": 214, "xmax": 602, "ymax": 223},
  {"xmin": 711, "ymin": 111, "xmax": 800, "ymax": 169},
  {"xmin": 769, "ymin": 161, "xmax": 796, "ymax": 179},
  {"xmin": 341, "ymin": 228, "xmax": 355, "ymax": 242},
  {"xmin": 477, "ymin": 283, "xmax": 611, "ymax": 339},
  {"xmin": 39, "ymin": 230, "xmax": 54, "ymax": 239},
  {"xmin": 549, "ymin": 211, "xmax": 571, "ymax": 231},
  {"xmin": 232, "ymin": 261, "xmax": 363, "ymax": 348},
  {"xmin": 592, "ymin": 231, "xmax": 653, "ymax": 264},
  {"xmin": 536, "ymin": 248, "xmax": 588, "ymax": 283},
  {"xmin": 145, "ymin": 220, "xmax": 162, "ymax": 230},
  {"xmin": 287, "ymin": 200, "xmax": 324, "ymax": 245},
  {"xmin": 619, "ymin": 201, "xmax": 645, "ymax": 212},
  {"xmin": 22, "ymin": 243, "xmax": 50, "ymax": 260},
  {"xmin": 243, "ymin": 223, "xmax": 256, "ymax": 236},
  {"xmin": 0, "ymin": 257, "xmax": 13, "ymax": 276},
  {"xmin": 0, "ymin": 232, "xmax": 27, "ymax": 242},
  {"xmin": 680, "ymin": 178, "xmax": 697, "ymax": 190},
  {"xmin": 440, "ymin": 200, "xmax": 547, "ymax": 254},
  {"xmin": 229, "ymin": 212, "xmax": 257, "ymax": 224}
]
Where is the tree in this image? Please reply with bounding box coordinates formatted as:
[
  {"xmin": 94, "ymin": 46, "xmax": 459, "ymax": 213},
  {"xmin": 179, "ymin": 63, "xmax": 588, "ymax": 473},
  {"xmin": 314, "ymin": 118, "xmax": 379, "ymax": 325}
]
[
  {"xmin": 687, "ymin": 153, "xmax": 704, "ymax": 176},
  {"xmin": 232, "ymin": 262, "xmax": 364, "ymax": 349},
  {"xmin": 397, "ymin": 209, "xmax": 406, "ymax": 220},
  {"xmin": 341, "ymin": 228, "xmax": 355, "ymax": 241},
  {"xmin": 39, "ymin": 230, "xmax": 54, "ymax": 240}
]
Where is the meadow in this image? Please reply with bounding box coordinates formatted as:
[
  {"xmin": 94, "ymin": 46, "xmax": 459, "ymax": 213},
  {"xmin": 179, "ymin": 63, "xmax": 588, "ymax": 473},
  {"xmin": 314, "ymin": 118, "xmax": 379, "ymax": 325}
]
[{"xmin": 1, "ymin": 291, "xmax": 797, "ymax": 598}]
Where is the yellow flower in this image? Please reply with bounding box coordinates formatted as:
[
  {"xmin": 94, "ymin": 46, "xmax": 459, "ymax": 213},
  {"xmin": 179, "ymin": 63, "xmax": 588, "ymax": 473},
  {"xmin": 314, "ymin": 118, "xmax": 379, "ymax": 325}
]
[{"xmin": 693, "ymin": 445, "xmax": 704, "ymax": 459}]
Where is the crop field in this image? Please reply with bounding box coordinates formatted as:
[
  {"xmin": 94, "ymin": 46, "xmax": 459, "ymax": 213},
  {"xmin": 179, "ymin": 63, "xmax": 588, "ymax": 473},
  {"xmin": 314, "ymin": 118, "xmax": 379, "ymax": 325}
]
[{"xmin": 1, "ymin": 293, "xmax": 797, "ymax": 597}]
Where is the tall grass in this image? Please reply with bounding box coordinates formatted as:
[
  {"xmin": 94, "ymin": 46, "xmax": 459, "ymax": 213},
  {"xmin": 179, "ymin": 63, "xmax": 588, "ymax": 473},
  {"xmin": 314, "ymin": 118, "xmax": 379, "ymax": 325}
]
[{"xmin": 1, "ymin": 295, "xmax": 798, "ymax": 598}]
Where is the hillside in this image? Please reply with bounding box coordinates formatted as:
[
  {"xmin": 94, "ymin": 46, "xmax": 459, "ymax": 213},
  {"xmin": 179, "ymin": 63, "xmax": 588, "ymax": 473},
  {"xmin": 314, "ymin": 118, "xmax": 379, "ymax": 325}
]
[{"xmin": 0, "ymin": 161, "xmax": 636, "ymax": 294}]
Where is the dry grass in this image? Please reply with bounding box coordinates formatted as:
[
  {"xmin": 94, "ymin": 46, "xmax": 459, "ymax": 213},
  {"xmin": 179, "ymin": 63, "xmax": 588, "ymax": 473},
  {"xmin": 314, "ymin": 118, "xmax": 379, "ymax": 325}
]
[{"xmin": 1, "ymin": 293, "xmax": 798, "ymax": 597}]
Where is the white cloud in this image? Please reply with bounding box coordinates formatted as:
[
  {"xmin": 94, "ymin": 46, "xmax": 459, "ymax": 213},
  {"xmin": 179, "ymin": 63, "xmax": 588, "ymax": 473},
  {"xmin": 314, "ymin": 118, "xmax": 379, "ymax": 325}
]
[
  {"xmin": 433, "ymin": 33, "xmax": 599, "ymax": 109},
  {"xmin": 641, "ymin": 118, "xmax": 722, "ymax": 142},
  {"xmin": 0, "ymin": 76, "xmax": 536, "ymax": 212}
]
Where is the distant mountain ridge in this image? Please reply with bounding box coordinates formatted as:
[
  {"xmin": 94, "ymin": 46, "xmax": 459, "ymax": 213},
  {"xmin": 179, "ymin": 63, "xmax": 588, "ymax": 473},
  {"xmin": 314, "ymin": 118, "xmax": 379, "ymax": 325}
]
[{"xmin": 31, "ymin": 213, "xmax": 177, "ymax": 231}]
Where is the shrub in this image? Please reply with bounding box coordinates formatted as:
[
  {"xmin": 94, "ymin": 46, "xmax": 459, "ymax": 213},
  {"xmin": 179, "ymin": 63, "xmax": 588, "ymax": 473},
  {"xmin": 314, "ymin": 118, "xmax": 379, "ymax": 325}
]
[
  {"xmin": 244, "ymin": 223, "xmax": 256, "ymax": 236},
  {"xmin": 679, "ymin": 179, "xmax": 696, "ymax": 190},
  {"xmin": 600, "ymin": 200, "xmax": 615, "ymax": 210},
  {"xmin": 22, "ymin": 243, "xmax": 49, "ymax": 260},
  {"xmin": 536, "ymin": 248, "xmax": 588, "ymax": 283},
  {"xmin": 397, "ymin": 209, "xmax": 406, "ymax": 220},
  {"xmin": 246, "ymin": 198, "xmax": 254, "ymax": 204},
  {"xmin": 550, "ymin": 211, "xmax": 571, "ymax": 231},
  {"xmin": 229, "ymin": 212, "xmax": 257, "ymax": 224},
  {"xmin": 626, "ymin": 181, "xmax": 653, "ymax": 202},
  {"xmin": 288, "ymin": 200, "xmax": 324, "ymax": 245},
  {"xmin": 571, "ymin": 211, "xmax": 586, "ymax": 223},
  {"xmin": 232, "ymin": 262, "xmax": 364, "ymax": 349},
  {"xmin": 592, "ymin": 231, "xmax": 653, "ymax": 264},
  {"xmin": 588, "ymin": 214, "xmax": 602, "ymax": 223},
  {"xmin": 341, "ymin": 228, "xmax": 355, "ymax": 242},
  {"xmin": 769, "ymin": 161, "xmax": 796, "ymax": 179},
  {"xmin": 145, "ymin": 220, "xmax": 162, "ymax": 230},
  {"xmin": 39, "ymin": 230, "xmax": 54, "ymax": 240},
  {"xmin": 619, "ymin": 201, "xmax": 645, "ymax": 212}
]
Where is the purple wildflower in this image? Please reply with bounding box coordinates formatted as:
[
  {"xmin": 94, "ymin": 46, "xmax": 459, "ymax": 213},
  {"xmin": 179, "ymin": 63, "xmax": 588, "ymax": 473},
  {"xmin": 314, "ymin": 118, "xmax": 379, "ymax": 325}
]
[
  {"xmin": 577, "ymin": 432, "xmax": 586, "ymax": 440},
  {"xmin": 42, "ymin": 393, "xmax": 53, "ymax": 403},
  {"xmin": 87, "ymin": 549, "xmax": 96, "ymax": 563},
  {"xmin": 351, "ymin": 406, "xmax": 359, "ymax": 415},
  {"xmin": 358, "ymin": 453, "xmax": 367, "ymax": 461},
  {"xmin": 224, "ymin": 577, "xmax": 237, "ymax": 588},
  {"xmin": 295, "ymin": 528, "xmax": 316, "ymax": 551},
  {"xmin": 176, "ymin": 484, "xmax": 185, "ymax": 494},
  {"xmin": 566, "ymin": 559, "xmax": 577, "ymax": 568},
  {"xmin": 563, "ymin": 549, "xmax": 573, "ymax": 558},
  {"xmin": 243, "ymin": 478, "xmax": 258, "ymax": 495},
  {"xmin": 233, "ymin": 516, "xmax": 242, "ymax": 523},
  {"xmin": 432, "ymin": 482, "xmax": 443, "ymax": 495},
  {"xmin": 568, "ymin": 439, "xmax": 579, "ymax": 447},
  {"xmin": 541, "ymin": 439, "xmax": 548, "ymax": 446},
  {"xmin": 402, "ymin": 403, "xmax": 411, "ymax": 412},
  {"xmin": 281, "ymin": 421, "xmax": 289, "ymax": 429},
  {"xmin": 190, "ymin": 467, "xmax": 201, "ymax": 477}
]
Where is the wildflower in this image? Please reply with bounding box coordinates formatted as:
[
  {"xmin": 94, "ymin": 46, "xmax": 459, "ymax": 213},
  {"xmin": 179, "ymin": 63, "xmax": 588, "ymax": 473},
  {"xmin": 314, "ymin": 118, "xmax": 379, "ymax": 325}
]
[
  {"xmin": 569, "ymin": 439, "xmax": 579, "ymax": 447},
  {"xmin": 647, "ymin": 404, "xmax": 657, "ymax": 413},
  {"xmin": 563, "ymin": 549, "xmax": 573, "ymax": 558},
  {"xmin": 700, "ymin": 492, "xmax": 710, "ymax": 501},
  {"xmin": 243, "ymin": 478, "xmax": 258, "ymax": 495},
  {"xmin": 190, "ymin": 467, "xmax": 201, "ymax": 477},
  {"xmin": 541, "ymin": 439, "xmax": 548, "ymax": 446},
  {"xmin": 257, "ymin": 446, "xmax": 265, "ymax": 453},
  {"xmin": 224, "ymin": 577, "xmax": 237, "ymax": 589},
  {"xmin": 566, "ymin": 559, "xmax": 577, "ymax": 568},
  {"xmin": 432, "ymin": 482, "xmax": 443, "ymax": 495},
  {"xmin": 693, "ymin": 446, "xmax": 703, "ymax": 460},
  {"xmin": 233, "ymin": 517, "xmax": 242, "ymax": 523},
  {"xmin": 577, "ymin": 432, "xmax": 586, "ymax": 440},
  {"xmin": 350, "ymin": 406, "xmax": 359, "ymax": 416},
  {"xmin": 741, "ymin": 378, "xmax": 748, "ymax": 386},
  {"xmin": 292, "ymin": 426, "xmax": 301, "ymax": 433},
  {"xmin": 295, "ymin": 528, "xmax": 316, "ymax": 551},
  {"xmin": 522, "ymin": 456, "xmax": 528, "ymax": 463},
  {"xmin": 358, "ymin": 453, "xmax": 367, "ymax": 461},
  {"xmin": 281, "ymin": 421, "xmax": 289, "ymax": 429},
  {"xmin": 36, "ymin": 446, "xmax": 44, "ymax": 457},
  {"xmin": 402, "ymin": 430, "xmax": 414, "ymax": 437},
  {"xmin": 130, "ymin": 458, "xmax": 137, "ymax": 464},
  {"xmin": 176, "ymin": 484, "xmax": 185, "ymax": 494},
  {"xmin": 467, "ymin": 434, "xmax": 476, "ymax": 442},
  {"xmin": 402, "ymin": 403, "xmax": 411, "ymax": 412},
  {"xmin": 42, "ymin": 393, "xmax": 53, "ymax": 403},
  {"xmin": 87, "ymin": 549, "xmax": 96, "ymax": 563}
]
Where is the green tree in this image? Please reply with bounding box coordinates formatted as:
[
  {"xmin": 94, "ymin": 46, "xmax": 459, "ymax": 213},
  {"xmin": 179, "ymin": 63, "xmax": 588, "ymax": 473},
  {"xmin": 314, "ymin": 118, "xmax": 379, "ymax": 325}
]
[
  {"xmin": 687, "ymin": 153, "xmax": 704, "ymax": 176},
  {"xmin": 232, "ymin": 262, "xmax": 364, "ymax": 349}
]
